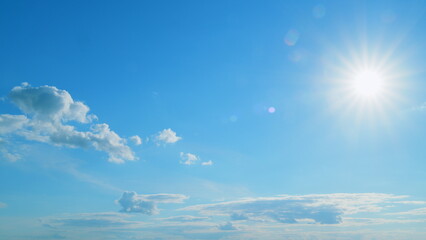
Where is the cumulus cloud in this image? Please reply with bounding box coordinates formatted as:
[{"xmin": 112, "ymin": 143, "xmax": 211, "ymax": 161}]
[
  {"xmin": 129, "ymin": 135, "xmax": 142, "ymax": 145},
  {"xmin": 117, "ymin": 191, "xmax": 188, "ymax": 215},
  {"xmin": 217, "ymin": 222, "xmax": 237, "ymax": 231},
  {"xmin": 155, "ymin": 128, "xmax": 182, "ymax": 144},
  {"xmin": 182, "ymin": 193, "xmax": 406, "ymax": 225},
  {"xmin": 180, "ymin": 152, "xmax": 199, "ymax": 165},
  {"xmin": 0, "ymin": 84, "xmax": 136, "ymax": 163}
]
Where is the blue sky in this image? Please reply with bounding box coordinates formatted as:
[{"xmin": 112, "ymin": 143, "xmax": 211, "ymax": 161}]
[{"xmin": 1, "ymin": 0, "xmax": 426, "ymax": 239}]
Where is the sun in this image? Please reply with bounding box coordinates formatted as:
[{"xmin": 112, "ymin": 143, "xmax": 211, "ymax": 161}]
[{"xmin": 351, "ymin": 69, "xmax": 385, "ymax": 98}]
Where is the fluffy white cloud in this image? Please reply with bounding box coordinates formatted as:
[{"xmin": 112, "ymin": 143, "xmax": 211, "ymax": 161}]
[
  {"xmin": 155, "ymin": 128, "xmax": 182, "ymax": 144},
  {"xmin": 117, "ymin": 191, "xmax": 188, "ymax": 215},
  {"xmin": 182, "ymin": 193, "xmax": 406, "ymax": 225},
  {"xmin": 180, "ymin": 152, "xmax": 199, "ymax": 165},
  {"xmin": 0, "ymin": 84, "xmax": 136, "ymax": 163},
  {"xmin": 129, "ymin": 135, "xmax": 142, "ymax": 145}
]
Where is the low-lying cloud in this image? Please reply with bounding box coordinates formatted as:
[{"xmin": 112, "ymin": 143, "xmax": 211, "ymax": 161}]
[{"xmin": 0, "ymin": 83, "xmax": 136, "ymax": 163}]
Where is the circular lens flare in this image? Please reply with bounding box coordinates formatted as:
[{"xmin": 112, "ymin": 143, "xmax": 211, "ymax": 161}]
[{"xmin": 351, "ymin": 69, "xmax": 384, "ymax": 98}]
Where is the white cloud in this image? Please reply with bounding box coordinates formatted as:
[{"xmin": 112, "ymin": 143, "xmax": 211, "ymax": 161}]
[
  {"xmin": 217, "ymin": 222, "xmax": 237, "ymax": 231},
  {"xmin": 155, "ymin": 128, "xmax": 182, "ymax": 144},
  {"xmin": 129, "ymin": 135, "xmax": 142, "ymax": 145},
  {"xmin": 0, "ymin": 84, "xmax": 136, "ymax": 163},
  {"xmin": 201, "ymin": 160, "xmax": 213, "ymax": 166},
  {"xmin": 182, "ymin": 193, "xmax": 406, "ymax": 225},
  {"xmin": 180, "ymin": 152, "xmax": 199, "ymax": 165},
  {"xmin": 117, "ymin": 191, "xmax": 188, "ymax": 215}
]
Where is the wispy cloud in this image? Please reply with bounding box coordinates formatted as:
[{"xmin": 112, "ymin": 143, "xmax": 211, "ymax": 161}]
[{"xmin": 0, "ymin": 83, "xmax": 136, "ymax": 163}]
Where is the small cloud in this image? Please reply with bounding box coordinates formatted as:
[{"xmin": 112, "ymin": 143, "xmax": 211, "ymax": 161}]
[
  {"xmin": 155, "ymin": 128, "xmax": 182, "ymax": 144},
  {"xmin": 180, "ymin": 152, "xmax": 199, "ymax": 165},
  {"xmin": 117, "ymin": 191, "xmax": 188, "ymax": 215},
  {"xmin": 218, "ymin": 222, "xmax": 237, "ymax": 231},
  {"xmin": 201, "ymin": 160, "xmax": 213, "ymax": 166},
  {"xmin": 130, "ymin": 135, "xmax": 142, "ymax": 145},
  {"xmin": 0, "ymin": 202, "xmax": 7, "ymax": 208}
]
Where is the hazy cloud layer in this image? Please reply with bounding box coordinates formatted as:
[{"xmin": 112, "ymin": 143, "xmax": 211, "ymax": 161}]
[
  {"xmin": 183, "ymin": 193, "xmax": 406, "ymax": 224},
  {"xmin": 155, "ymin": 128, "xmax": 182, "ymax": 144},
  {"xmin": 0, "ymin": 84, "xmax": 136, "ymax": 163},
  {"xmin": 117, "ymin": 191, "xmax": 188, "ymax": 215}
]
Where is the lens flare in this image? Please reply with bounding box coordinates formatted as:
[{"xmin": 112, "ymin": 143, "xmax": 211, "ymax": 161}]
[{"xmin": 351, "ymin": 69, "xmax": 384, "ymax": 98}]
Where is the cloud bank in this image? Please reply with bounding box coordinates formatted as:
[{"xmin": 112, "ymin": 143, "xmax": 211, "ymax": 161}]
[
  {"xmin": 183, "ymin": 193, "xmax": 406, "ymax": 225},
  {"xmin": 0, "ymin": 84, "xmax": 136, "ymax": 163}
]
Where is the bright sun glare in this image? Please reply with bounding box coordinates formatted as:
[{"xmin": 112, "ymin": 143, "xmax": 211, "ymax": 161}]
[{"xmin": 351, "ymin": 69, "xmax": 385, "ymax": 98}]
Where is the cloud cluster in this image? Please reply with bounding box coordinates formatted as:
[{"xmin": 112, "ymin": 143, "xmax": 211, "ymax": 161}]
[
  {"xmin": 0, "ymin": 84, "xmax": 136, "ymax": 163},
  {"xmin": 183, "ymin": 193, "xmax": 405, "ymax": 225},
  {"xmin": 117, "ymin": 191, "xmax": 188, "ymax": 215},
  {"xmin": 155, "ymin": 128, "xmax": 182, "ymax": 144}
]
